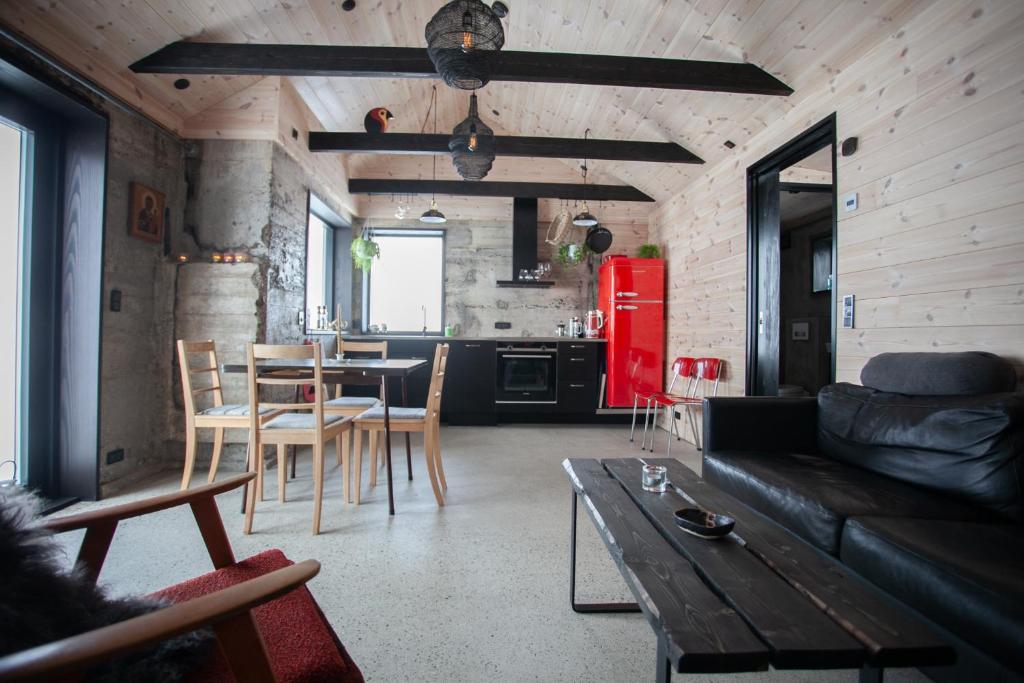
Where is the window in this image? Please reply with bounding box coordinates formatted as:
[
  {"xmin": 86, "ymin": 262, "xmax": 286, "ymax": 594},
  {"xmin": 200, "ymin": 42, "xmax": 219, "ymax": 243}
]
[
  {"xmin": 305, "ymin": 193, "xmax": 347, "ymax": 331},
  {"xmin": 0, "ymin": 119, "xmax": 26, "ymax": 484},
  {"xmin": 365, "ymin": 230, "xmax": 445, "ymax": 334}
]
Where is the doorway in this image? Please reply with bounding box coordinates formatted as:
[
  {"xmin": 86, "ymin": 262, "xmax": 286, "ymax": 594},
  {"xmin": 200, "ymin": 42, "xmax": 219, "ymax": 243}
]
[
  {"xmin": 746, "ymin": 115, "xmax": 837, "ymax": 397},
  {"xmin": 0, "ymin": 119, "xmax": 26, "ymax": 486}
]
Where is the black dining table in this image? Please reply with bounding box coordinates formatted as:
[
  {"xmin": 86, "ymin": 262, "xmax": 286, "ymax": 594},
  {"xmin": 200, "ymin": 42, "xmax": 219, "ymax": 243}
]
[{"xmin": 222, "ymin": 357, "xmax": 429, "ymax": 515}]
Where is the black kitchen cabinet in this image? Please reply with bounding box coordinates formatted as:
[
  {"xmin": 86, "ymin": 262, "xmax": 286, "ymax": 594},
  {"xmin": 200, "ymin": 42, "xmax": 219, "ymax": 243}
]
[
  {"xmin": 558, "ymin": 341, "xmax": 599, "ymax": 381},
  {"xmin": 557, "ymin": 381, "xmax": 599, "ymax": 413},
  {"xmin": 442, "ymin": 340, "xmax": 497, "ymax": 425}
]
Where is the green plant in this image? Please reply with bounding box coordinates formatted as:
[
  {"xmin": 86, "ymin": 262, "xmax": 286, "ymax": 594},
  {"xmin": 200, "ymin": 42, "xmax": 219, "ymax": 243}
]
[
  {"xmin": 637, "ymin": 243, "xmax": 661, "ymax": 259},
  {"xmin": 351, "ymin": 233, "xmax": 380, "ymax": 272},
  {"xmin": 557, "ymin": 242, "xmax": 591, "ymax": 266}
]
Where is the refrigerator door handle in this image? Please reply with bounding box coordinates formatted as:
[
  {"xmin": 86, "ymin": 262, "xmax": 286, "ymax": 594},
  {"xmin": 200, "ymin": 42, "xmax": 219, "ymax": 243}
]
[
  {"xmin": 616, "ymin": 291, "xmax": 639, "ymax": 298},
  {"xmin": 616, "ymin": 304, "xmax": 639, "ymax": 311}
]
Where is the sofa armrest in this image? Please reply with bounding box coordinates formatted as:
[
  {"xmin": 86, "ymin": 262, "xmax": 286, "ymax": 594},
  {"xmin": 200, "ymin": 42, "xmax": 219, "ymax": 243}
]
[{"xmin": 703, "ymin": 397, "xmax": 818, "ymax": 454}]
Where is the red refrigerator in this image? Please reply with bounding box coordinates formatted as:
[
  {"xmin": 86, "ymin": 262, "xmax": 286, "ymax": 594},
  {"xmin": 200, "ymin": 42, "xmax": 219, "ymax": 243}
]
[{"xmin": 598, "ymin": 257, "xmax": 666, "ymax": 408}]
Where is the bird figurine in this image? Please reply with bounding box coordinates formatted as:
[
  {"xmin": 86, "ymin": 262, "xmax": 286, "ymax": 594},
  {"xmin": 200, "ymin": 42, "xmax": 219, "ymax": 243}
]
[{"xmin": 364, "ymin": 107, "xmax": 394, "ymax": 133}]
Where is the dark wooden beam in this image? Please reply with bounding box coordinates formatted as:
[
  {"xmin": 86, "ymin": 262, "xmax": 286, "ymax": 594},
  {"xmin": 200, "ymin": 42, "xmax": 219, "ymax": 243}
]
[
  {"xmin": 131, "ymin": 43, "xmax": 793, "ymax": 96},
  {"xmin": 348, "ymin": 179, "xmax": 655, "ymax": 202},
  {"xmin": 309, "ymin": 132, "xmax": 704, "ymax": 164}
]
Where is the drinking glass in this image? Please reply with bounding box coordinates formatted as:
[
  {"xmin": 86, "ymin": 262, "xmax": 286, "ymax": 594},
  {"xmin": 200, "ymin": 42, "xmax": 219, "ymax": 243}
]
[{"xmin": 642, "ymin": 465, "xmax": 668, "ymax": 493}]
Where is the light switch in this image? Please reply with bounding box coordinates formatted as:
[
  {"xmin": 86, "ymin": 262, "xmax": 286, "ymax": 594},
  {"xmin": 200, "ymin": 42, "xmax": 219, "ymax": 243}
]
[{"xmin": 843, "ymin": 193, "xmax": 858, "ymax": 212}]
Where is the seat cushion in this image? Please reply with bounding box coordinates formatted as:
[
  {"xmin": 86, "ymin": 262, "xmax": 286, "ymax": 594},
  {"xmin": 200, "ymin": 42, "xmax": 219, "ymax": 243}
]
[
  {"xmin": 703, "ymin": 451, "xmax": 993, "ymax": 555},
  {"xmin": 841, "ymin": 517, "xmax": 1024, "ymax": 673},
  {"xmin": 263, "ymin": 413, "xmax": 348, "ymax": 430},
  {"xmin": 818, "ymin": 383, "xmax": 1024, "ymax": 521},
  {"xmin": 325, "ymin": 396, "xmax": 381, "ymax": 409},
  {"xmin": 153, "ymin": 549, "xmax": 364, "ymax": 683},
  {"xmin": 356, "ymin": 407, "xmax": 426, "ymax": 421},
  {"xmin": 199, "ymin": 404, "xmax": 275, "ymax": 417}
]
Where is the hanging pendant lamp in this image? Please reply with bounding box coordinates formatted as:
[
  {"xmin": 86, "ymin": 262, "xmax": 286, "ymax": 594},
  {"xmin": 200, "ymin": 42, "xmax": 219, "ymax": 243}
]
[
  {"xmin": 449, "ymin": 93, "xmax": 495, "ymax": 181},
  {"xmin": 573, "ymin": 129, "xmax": 599, "ymax": 227},
  {"xmin": 421, "ymin": 86, "xmax": 447, "ymax": 224},
  {"xmin": 425, "ymin": 0, "xmax": 505, "ymax": 90}
]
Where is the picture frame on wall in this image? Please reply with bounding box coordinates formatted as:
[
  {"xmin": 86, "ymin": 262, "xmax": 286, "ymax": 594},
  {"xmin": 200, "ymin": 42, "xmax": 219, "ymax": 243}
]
[{"xmin": 128, "ymin": 182, "xmax": 165, "ymax": 243}]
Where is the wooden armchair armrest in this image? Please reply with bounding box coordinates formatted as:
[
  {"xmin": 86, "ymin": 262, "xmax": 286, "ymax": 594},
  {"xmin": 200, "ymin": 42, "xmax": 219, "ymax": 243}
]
[
  {"xmin": 0, "ymin": 559, "xmax": 321, "ymax": 683},
  {"xmin": 46, "ymin": 473, "xmax": 256, "ymax": 582}
]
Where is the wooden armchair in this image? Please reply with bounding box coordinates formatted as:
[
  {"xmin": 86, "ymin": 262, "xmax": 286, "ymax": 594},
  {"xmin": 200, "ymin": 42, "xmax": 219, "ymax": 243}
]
[{"xmin": 0, "ymin": 474, "xmax": 364, "ymax": 683}]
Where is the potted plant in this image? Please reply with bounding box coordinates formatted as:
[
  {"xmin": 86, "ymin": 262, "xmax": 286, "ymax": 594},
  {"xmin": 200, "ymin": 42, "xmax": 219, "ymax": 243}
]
[
  {"xmin": 351, "ymin": 229, "xmax": 380, "ymax": 272},
  {"xmin": 557, "ymin": 242, "xmax": 592, "ymax": 267},
  {"xmin": 637, "ymin": 243, "xmax": 661, "ymax": 259}
]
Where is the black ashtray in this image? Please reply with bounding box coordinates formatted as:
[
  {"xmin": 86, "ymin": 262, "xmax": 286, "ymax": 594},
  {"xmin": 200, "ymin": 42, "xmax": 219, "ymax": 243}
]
[{"xmin": 674, "ymin": 508, "xmax": 735, "ymax": 539}]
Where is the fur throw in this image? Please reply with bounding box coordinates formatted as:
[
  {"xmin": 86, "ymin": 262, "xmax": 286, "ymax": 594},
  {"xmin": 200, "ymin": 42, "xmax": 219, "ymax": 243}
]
[{"xmin": 0, "ymin": 486, "xmax": 213, "ymax": 682}]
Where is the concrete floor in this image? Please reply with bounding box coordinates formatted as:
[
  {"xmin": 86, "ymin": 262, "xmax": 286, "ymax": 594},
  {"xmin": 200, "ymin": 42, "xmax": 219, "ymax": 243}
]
[{"xmin": 53, "ymin": 425, "xmax": 928, "ymax": 682}]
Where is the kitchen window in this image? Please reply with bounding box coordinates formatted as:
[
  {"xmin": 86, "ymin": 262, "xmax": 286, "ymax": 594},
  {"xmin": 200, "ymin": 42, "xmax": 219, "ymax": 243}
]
[
  {"xmin": 364, "ymin": 230, "xmax": 445, "ymax": 334},
  {"xmin": 305, "ymin": 193, "xmax": 348, "ymax": 331}
]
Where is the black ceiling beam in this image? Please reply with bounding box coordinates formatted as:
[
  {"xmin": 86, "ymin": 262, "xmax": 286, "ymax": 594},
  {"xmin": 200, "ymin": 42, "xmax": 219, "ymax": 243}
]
[
  {"xmin": 348, "ymin": 179, "xmax": 654, "ymax": 202},
  {"xmin": 309, "ymin": 132, "xmax": 704, "ymax": 164},
  {"xmin": 131, "ymin": 43, "xmax": 793, "ymax": 96}
]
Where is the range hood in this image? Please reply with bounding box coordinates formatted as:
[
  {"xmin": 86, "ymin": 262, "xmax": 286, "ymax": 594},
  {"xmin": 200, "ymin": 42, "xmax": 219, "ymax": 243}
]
[{"xmin": 496, "ymin": 197, "xmax": 554, "ymax": 288}]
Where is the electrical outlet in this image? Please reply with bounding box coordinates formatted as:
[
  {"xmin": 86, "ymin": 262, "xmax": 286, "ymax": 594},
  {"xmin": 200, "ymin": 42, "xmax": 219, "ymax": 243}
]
[
  {"xmin": 109, "ymin": 289, "xmax": 122, "ymax": 312},
  {"xmin": 494, "ymin": 321, "xmax": 512, "ymax": 330},
  {"xmin": 106, "ymin": 448, "xmax": 125, "ymax": 465},
  {"xmin": 843, "ymin": 295, "xmax": 856, "ymax": 329},
  {"xmin": 843, "ymin": 193, "xmax": 858, "ymax": 212}
]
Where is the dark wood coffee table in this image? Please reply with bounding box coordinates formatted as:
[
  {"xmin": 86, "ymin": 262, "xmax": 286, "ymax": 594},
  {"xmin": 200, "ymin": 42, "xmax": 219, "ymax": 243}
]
[{"xmin": 564, "ymin": 458, "xmax": 954, "ymax": 682}]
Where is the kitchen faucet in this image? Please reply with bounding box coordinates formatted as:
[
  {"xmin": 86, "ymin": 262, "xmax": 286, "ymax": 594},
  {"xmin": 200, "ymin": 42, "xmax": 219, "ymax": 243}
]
[{"xmin": 422, "ymin": 305, "xmax": 427, "ymax": 336}]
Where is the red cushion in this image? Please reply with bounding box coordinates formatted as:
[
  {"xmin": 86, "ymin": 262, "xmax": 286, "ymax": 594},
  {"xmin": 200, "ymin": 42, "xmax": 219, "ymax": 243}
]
[{"xmin": 151, "ymin": 549, "xmax": 363, "ymax": 683}]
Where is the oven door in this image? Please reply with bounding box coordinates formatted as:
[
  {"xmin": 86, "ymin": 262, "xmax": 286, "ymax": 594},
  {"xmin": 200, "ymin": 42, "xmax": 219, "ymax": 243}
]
[{"xmin": 496, "ymin": 352, "xmax": 557, "ymax": 403}]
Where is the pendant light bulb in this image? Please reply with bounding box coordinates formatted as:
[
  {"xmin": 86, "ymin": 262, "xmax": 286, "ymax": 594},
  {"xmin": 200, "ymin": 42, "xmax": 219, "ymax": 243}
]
[
  {"xmin": 468, "ymin": 123, "xmax": 478, "ymax": 152},
  {"xmin": 461, "ymin": 10, "xmax": 475, "ymax": 51}
]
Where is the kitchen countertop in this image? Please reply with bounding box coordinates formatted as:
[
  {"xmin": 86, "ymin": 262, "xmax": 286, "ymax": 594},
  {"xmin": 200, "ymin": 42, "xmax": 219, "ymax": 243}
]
[{"xmin": 308, "ymin": 332, "xmax": 606, "ymax": 343}]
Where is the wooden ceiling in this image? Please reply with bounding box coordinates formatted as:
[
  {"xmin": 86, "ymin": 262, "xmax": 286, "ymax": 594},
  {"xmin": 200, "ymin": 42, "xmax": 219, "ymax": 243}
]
[{"xmin": 0, "ymin": 1, "xmax": 923, "ymax": 204}]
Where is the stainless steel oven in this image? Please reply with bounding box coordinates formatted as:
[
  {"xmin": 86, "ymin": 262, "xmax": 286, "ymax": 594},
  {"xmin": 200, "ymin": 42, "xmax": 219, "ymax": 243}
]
[{"xmin": 496, "ymin": 342, "xmax": 557, "ymax": 404}]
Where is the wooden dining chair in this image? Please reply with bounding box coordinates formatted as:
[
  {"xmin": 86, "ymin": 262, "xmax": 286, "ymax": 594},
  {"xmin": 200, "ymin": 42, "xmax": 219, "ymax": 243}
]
[
  {"xmin": 176, "ymin": 340, "xmax": 281, "ymax": 490},
  {"xmin": 244, "ymin": 342, "xmax": 353, "ymax": 535},
  {"xmin": 351, "ymin": 344, "xmax": 450, "ymax": 506},
  {"xmin": 323, "ymin": 340, "xmax": 388, "ymax": 418}
]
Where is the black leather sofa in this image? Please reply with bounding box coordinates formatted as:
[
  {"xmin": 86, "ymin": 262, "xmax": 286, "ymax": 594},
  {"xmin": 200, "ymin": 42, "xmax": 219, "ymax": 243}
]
[{"xmin": 701, "ymin": 352, "xmax": 1023, "ymax": 683}]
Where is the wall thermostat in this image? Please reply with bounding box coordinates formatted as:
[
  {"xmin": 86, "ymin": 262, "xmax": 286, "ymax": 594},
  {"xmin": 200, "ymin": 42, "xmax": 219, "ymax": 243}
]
[{"xmin": 843, "ymin": 193, "xmax": 858, "ymax": 212}]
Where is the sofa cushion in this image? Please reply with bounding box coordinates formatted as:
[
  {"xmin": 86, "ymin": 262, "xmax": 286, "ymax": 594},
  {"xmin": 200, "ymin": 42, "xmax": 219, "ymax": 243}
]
[
  {"xmin": 153, "ymin": 549, "xmax": 364, "ymax": 683},
  {"xmin": 860, "ymin": 352, "xmax": 1018, "ymax": 396},
  {"xmin": 818, "ymin": 384, "xmax": 1024, "ymax": 522},
  {"xmin": 841, "ymin": 517, "xmax": 1024, "ymax": 674},
  {"xmin": 703, "ymin": 451, "xmax": 992, "ymax": 555}
]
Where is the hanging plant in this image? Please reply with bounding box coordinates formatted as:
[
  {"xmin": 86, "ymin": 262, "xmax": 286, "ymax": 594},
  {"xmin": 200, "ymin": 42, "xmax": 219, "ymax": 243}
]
[
  {"xmin": 637, "ymin": 243, "xmax": 661, "ymax": 259},
  {"xmin": 557, "ymin": 242, "xmax": 591, "ymax": 267},
  {"xmin": 351, "ymin": 230, "xmax": 380, "ymax": 272}
]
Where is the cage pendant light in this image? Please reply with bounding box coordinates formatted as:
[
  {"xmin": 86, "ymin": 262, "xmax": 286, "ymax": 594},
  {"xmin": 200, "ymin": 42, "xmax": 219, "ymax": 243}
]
[
  {"xmin": 421, "ymin": 86, "xmax": 447, "ymax": 224},
  {"xmin": 573, "ymin": 129, "xmax": 599, "ymax": 227},
  {"xmin": 449, "ymin": 93, "xmax": 495, "ymax": 181},
  {"xmin": 425, "ymin": 0, "xmax": 505, "ymax": 90}
]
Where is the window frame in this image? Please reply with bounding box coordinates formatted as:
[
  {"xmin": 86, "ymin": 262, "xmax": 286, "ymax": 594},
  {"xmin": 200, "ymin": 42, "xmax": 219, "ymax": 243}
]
[
  {"xmin": 362, "ymin": 228, "xmax": 446, "ymax": 336},
  {"xmin": 304, "ymin": 192, "xmax": 348, "ymax": 333}
]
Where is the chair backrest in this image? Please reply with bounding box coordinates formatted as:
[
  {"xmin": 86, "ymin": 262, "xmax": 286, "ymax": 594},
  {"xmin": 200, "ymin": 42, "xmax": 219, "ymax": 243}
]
[
  {"xmin": 665, "ymin": 356, "xmax": 697, "ymax": 396},
  {"xmin": 425, "ymin": 344, "xmax": 450, "ymax": 418},
  {"xmin": 247, "ymin": 342, "xmax": 325, "ymax": 432},
  {"xmin": 336, "ymin": 339, "xmax": 388, "ymax": 399},
  {"xmin": 177, "ymin": 340, "xmax": 225, "ymax": 418},
  {"xmin": 693, "ymin": 358, "xmax": 724, "ymax": 397}
]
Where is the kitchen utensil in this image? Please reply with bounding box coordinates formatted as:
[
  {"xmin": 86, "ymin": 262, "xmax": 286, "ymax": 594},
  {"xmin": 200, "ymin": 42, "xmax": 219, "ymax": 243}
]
[
  {"xmin": 556, "ymin": 322, "xmax": 567, "ymax": 337},
  {"xmin": 568, "ymin": 317, "xmax": 584, "ymax": 338},
  {"xmin": 545, "ymin": 205, "xmax": 573, "ymax": 245},
  {"xmin": 585, "ymin": 224, "xmax": 613, "ymax": 254},
  {"xmin": 585, "ymin": 310, "xmax": 605, "ymax": 338},
  {"xmin": 674, "ymin": 508, "xmax": 735, "ymax": 539}
]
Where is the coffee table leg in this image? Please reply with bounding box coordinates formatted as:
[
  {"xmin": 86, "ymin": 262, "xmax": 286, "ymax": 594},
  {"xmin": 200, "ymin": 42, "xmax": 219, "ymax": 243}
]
[
  {"xmin": 383, "ymin": 377, "xmax": 395, "ymax": 516},
  {"xmin": 859, "ymin": 666, "xmax": 884, "ymax": 683},
  {"xmin": 656, "ymin": 635, "xmax": 672, "ymax": 683},
  {"xmin": 569, "ymin": 490, "xmax": 641, "ymax": 614},
  {"xmin": 402, "ymin": 375, "xmax": 412, "ymax": 481}
]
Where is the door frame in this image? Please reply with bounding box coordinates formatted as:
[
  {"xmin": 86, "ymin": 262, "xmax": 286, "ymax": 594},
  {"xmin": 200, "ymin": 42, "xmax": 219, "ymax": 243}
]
[{"xmin": 745, "ymin": 113, "xmax": 837, "ymax": 396}]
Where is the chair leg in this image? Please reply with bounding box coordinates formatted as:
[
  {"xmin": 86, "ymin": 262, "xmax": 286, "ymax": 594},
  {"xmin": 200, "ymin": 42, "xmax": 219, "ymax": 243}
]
[
  {"xmin": 630, "ymin": 395, "xmax": 639, "ymax": 443},
  {"xmin": 244, "ymin": 436, "xmax": 260, "ymax": 535},
  {"xmin": 641, "ymin": 401, "xmax": 653, "ymax": 451},
  {"xmin": 181, "ymin": 425, "xmax": 198, "ymax": 490},
  {"xmin": 666, "ymin": 406, "xmax": 673, "ymax": 458},
  {"xmin": 423, "ymin": 427, "xmax": 445, "ymax": 507},
  {"xmin": 312, "ymin": 441, "xmax": 325, "ymax": 535},
  {"xmin": 369, "ymin": 430, "xmax": 379, "ymax": 487},
  {"xmin": 209, "ymin": 427, "xmax": 224, "ymax": 484},
  {"xmin": 339, "ymin": 433, "xmax": 350, "ymax": 504},
  {"xmin": 433, "ymin": 425, "xmax": 447, "ymax": 491},
  {"xmin": 277, "ymin": 444, "xmax": 287, "ymax": 503},
  {"xmin": 354, "ymin": 428, "xmax": 363, "ymax": 505},
  {"xmin": 256, "ymin": 444, "xmax": 265, "ymax": 502}
]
